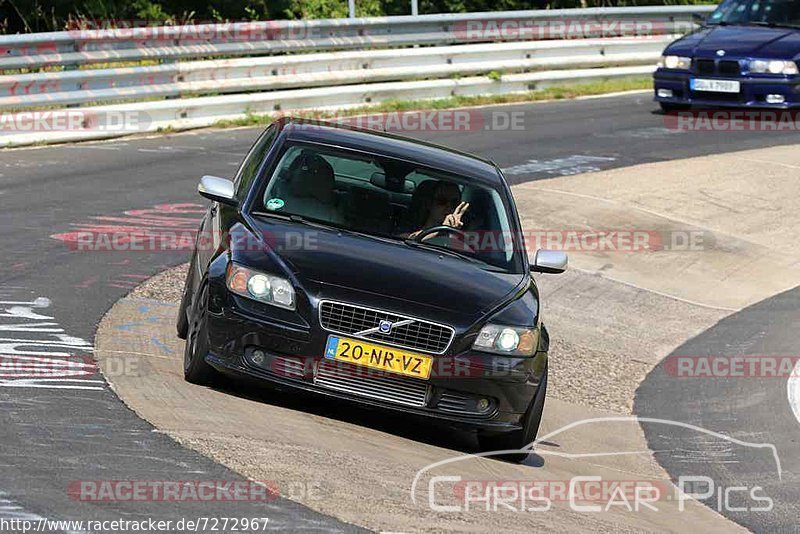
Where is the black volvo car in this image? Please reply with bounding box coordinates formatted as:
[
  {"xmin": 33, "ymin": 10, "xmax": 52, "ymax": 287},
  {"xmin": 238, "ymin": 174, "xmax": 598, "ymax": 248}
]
[{"xmin": 177, "ymin": 118, "xmax": 566, "ymax": 458}]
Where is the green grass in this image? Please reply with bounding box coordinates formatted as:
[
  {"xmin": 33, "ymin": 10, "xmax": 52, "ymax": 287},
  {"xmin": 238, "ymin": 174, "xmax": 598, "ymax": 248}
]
[{"xmin": 212, "ymin": 76, "xmax": 651, "ymax": 129}]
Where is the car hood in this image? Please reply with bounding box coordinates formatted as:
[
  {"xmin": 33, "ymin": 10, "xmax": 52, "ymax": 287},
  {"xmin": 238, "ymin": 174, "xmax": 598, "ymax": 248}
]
[
  {"xmin": 247, "ymin": 218, "xmax": 525, "ymax": 324},
  {"xmin": 667, "ymin": 26, "xmax": 800, "ymax": 58}
]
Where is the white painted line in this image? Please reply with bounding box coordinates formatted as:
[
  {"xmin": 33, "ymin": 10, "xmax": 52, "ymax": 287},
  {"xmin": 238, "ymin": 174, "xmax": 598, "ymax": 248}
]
[
  {"xmin": 787, "ymin": 361, "xmax": 800, "ymax": 424},
  {"xmin": 0, "ymin": 382, "xmax": 105, "ymax": 390}
]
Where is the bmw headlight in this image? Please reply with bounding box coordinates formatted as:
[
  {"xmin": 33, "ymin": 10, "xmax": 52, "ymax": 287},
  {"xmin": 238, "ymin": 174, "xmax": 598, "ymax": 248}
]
[
  {"xmin": 658, "ymin": 55, "xmax": 692, "ymax": 70},
  {"xmin": 226, "ymin": 263, "xmax": 295, "ymax": 310},
  {"xmin": 472, "ymin": 324, "xmax": 538, "ymax": 356},
  {"xmin": 749, "ymin": 59, "xmax": 798, "ymax": 75}
]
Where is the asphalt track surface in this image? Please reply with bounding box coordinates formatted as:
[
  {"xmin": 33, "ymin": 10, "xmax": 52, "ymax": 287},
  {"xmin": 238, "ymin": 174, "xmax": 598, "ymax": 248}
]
[
  {"xmin": 635, "ymin": 288, "xmax": 800, "ymax": 533},
  {"xmin": 1, "ymin": 91, "xmax": 798, "ymax": 531}
]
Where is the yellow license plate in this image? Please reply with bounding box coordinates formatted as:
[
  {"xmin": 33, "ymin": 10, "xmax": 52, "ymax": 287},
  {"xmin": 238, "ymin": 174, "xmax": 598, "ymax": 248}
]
[{"xmin": 323, "ymin": 335, "xmax": 433, "ymax": 380}]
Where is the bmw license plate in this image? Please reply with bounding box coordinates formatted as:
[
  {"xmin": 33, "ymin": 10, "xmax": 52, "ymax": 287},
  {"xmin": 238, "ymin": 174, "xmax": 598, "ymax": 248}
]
[
  {"xmin": 690, "ymin": 78, "xmax": 740, "ymax": 93},
  {"xmin": 324, "ymin": 335, "xmax": 433, "ymax": 380}
]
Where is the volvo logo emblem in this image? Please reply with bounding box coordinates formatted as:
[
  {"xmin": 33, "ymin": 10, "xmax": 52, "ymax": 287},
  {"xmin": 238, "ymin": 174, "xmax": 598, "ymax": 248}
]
[
  {"xmin": 716, "ymin": 49, "xmax": 726, "ymax": 57},
  {"xmin": 378, "ymin": 320, "xmax": 393, "ymax": 333}
]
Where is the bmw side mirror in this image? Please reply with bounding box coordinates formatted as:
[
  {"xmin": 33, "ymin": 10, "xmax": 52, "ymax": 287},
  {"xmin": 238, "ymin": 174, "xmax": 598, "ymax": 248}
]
[
  {"xmin": 531, "ymin": 250, "xmax": 568, "ymax": 274},
  {"xmin": 198, "ymin": 175, "xmax": 236, "ymax": 206}
]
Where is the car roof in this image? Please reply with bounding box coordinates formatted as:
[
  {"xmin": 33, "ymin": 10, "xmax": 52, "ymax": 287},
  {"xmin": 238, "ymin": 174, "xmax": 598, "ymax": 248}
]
[{"xmin": 274, "ymin": 117, "xmax": 504, "ymax": 186}]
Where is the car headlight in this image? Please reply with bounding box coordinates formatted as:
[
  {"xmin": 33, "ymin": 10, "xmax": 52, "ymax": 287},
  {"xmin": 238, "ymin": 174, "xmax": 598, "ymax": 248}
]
[
  {"xmin": 472, "ymin": 324, "xmax": 538, "ymax": 356},
  {"xmin": 658, "ymin": 55, "xmax": 692, "ymax": 70},
  {"xmin": 749, "ymin": 59, "xmax": 798, "ymax": 75},
  {"xmin": 226, "ymin": 263, "xmax": 295, "ymax": 310}
]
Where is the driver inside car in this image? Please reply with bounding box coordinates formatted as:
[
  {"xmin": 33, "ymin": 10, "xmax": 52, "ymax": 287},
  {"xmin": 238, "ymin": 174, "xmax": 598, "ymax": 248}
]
[{"xmin": 404, "ymin": 181, "xmax": 470, "ymax": 240}]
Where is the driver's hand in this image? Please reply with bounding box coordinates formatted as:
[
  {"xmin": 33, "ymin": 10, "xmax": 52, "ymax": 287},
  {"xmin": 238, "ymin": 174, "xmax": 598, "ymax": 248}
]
[{"xmin": 443, "ymin": 202, "xmax": 469, "ymax": 229}]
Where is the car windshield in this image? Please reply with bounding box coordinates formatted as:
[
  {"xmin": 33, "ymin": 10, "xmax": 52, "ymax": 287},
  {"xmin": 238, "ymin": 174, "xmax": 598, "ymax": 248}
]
[
  {"xmin": 708, "ymin": 0, "xmax": 800, "ymax": 27},
  {"xmin": 257, "ymin": 142, "xmax": 521, "ymax": 272}
]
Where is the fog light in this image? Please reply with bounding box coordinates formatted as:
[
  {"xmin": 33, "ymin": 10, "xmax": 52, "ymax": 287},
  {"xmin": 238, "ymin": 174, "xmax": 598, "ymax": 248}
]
[
  {"xmin": 657, "ymin": 89, "xmax": 673, "ymax": 98},
  {"xmin": 766, "ymin": 94, "xmax": 786, "ymax": 104},
  {"xmin": 477, "ymin": 398, "xmax": 491, "ymax": 412},
  {"xmin": 252, "ymin": 350, "xmax": 265, "ymax": 365}
]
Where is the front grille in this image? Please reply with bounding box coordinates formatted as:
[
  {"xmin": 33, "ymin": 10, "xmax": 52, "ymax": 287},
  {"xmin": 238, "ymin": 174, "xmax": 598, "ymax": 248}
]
[
  {"xmin": 694, "ymin": 59, "xmax": 715, "ymax": 75},
  {"xmin": 437, "ymin": 390, "xmax": 496, "ymax": 417},
  {"xmin": 692, "ymin": 58, "xmax": 741, "ymax": 76},
  {"xmin": 314, "ymin": 360, "xmax": 429, "ymax": 407},
  {"xmin": 719, "ymin": 60, "xmax": 741, "ymax": 76},
  {"xmin": 319, "ymin": 300, "xmax": 455, "ymax": 354}
]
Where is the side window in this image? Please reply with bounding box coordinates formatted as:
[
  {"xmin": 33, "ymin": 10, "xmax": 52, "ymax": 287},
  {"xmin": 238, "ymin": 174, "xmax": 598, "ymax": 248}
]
[{"xmin": 233, "ymin": 125, "xmax": 276, "ymax": 197}]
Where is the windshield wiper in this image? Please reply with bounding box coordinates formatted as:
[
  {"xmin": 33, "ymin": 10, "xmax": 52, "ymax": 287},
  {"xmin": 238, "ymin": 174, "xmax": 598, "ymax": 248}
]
[{"xmin": 252, "ymin": 211, "xmax": 345, "ymax": 232}]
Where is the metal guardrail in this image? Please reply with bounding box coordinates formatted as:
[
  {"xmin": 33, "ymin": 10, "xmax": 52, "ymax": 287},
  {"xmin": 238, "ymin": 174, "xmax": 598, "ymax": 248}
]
[
  {"xmin": 0, "ymin": 6, "xmax": 710, "ymax": 70},
  {"xmin": 0, "ymin": 37, "xmax": 669, "ymax": 109},
  {"xmin": 0, "ymin": 6, "xmax": 715, "ymax": 146}
]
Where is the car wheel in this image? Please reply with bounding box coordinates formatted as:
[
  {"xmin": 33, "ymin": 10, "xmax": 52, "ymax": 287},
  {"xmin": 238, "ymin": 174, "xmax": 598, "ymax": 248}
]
[
  {"xmin": 477, "ymin": 365, "xmax": 547, "ymax": 463},
  {"xmin": 183, "ymin": 281, "xmax": 217, "ymax": 385},
  {"xmin": 176, "ymin": 255, "xmax": 197, "ymax": 340},
  {"xmin": 659, "ymin": 102, "xmax": 691, "ymax": 113}
]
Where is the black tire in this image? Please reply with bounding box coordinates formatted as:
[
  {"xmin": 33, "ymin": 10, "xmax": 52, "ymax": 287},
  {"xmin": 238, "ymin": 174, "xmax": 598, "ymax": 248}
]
[
  {"xmin": 478, "ymin": 366, "xmax": 548, "ymax": 463},
  {"xmin": 176, "ymin": 255, "xmax": 196, "ymax": 339},
  {"xmin": 659, "ymin": 102, "xmax": 691, "ymax": 113},
  {"xmin": 183, "ymin": 282, "xmax": 217, "ymax": 385}
]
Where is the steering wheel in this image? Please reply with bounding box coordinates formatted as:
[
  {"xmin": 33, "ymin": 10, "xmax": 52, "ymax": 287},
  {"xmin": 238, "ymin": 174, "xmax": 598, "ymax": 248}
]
[{"xmin": 412, "ymin": 225, "xmax": 476, "ymax": 254}]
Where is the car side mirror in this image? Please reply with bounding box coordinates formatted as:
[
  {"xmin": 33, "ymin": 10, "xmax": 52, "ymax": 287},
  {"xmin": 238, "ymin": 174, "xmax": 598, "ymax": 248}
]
[
  {"xmin": 198, "ymin": 175, "xmax": 236, "ymax": 206},
  {"xmin": 531, "ymin": 249, "xmax": 568, "ymax": 274}
]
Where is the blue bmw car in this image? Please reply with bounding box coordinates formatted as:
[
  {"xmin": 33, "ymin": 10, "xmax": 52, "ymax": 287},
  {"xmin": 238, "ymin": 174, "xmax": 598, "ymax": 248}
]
[{"xmin": 654, "ymin": 0, "xmax": 800, "ymax": 111}]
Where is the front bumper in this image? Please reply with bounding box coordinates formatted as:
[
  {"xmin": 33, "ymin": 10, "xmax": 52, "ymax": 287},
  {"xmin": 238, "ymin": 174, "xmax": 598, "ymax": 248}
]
[
  {"xmin": 204, "ymin": 283, "xmax": 547, "ymax": 432},
  {"xmin": 653, "ymin": 68, "xmax": 800, "ymax": 108}
]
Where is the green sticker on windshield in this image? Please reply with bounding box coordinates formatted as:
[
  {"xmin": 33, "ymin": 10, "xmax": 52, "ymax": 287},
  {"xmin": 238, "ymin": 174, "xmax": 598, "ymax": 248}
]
[{"xmin": 266, "ymin": 198, "xmax": 285, "ymax": 211}]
